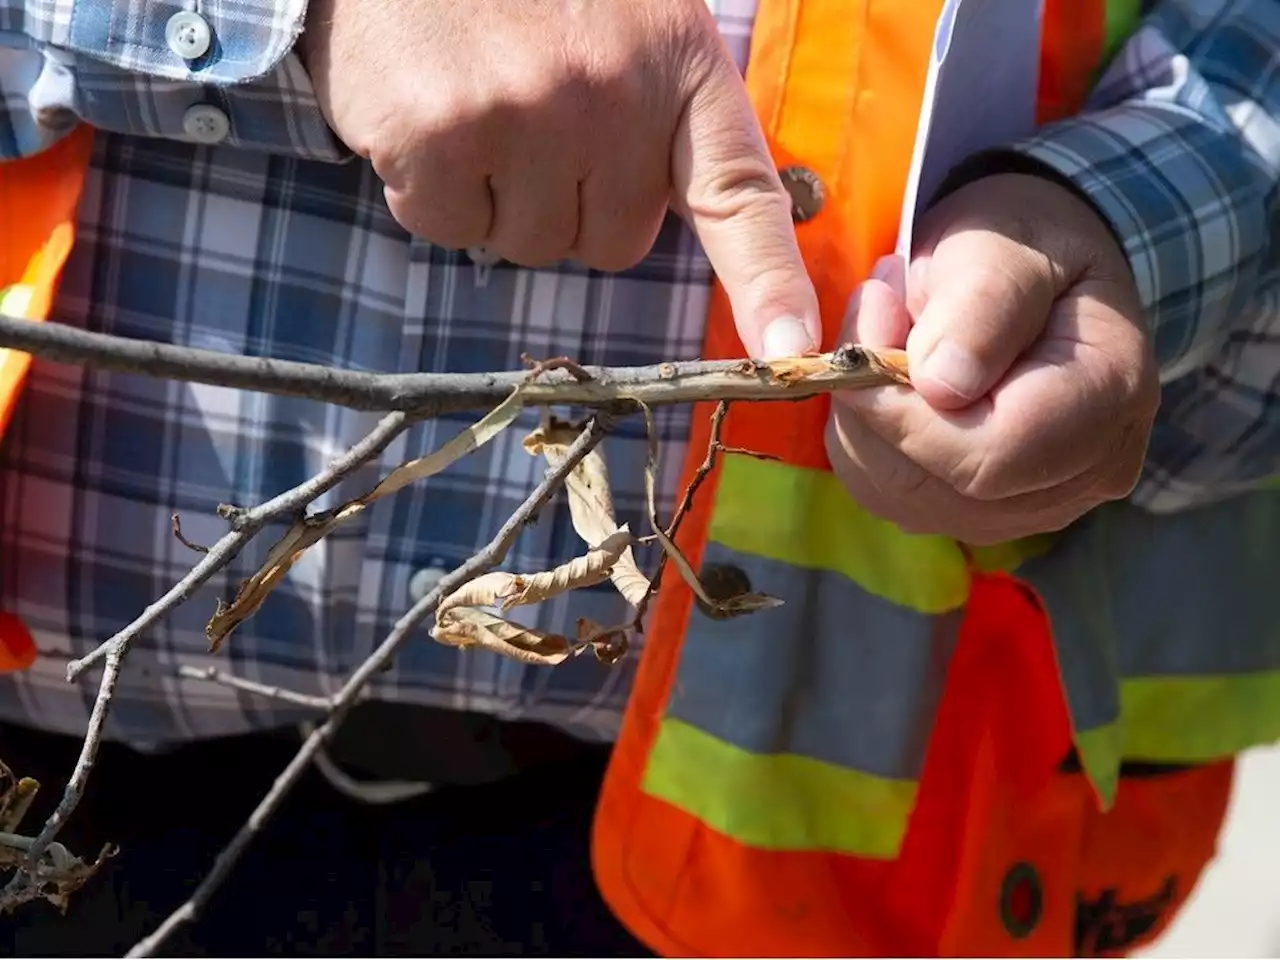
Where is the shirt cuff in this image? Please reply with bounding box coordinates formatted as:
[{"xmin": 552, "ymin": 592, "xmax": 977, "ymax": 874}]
[
  {"xmin": 1006, "ymin": 102, "xmax": 1273, "ymax": 383},
  {"xmin": 22, "ymin": 1, "xmax": 306, "ymax": 85},
  {"xmin": 2, "ymin": 1, "xmax": 347, "ymax": 162}
]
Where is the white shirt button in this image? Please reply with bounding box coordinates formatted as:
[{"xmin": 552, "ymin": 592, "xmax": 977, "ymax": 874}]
[
  {"xmin": 181, "ymin": 104, "xmax": 230, "ymax": 144},
  {"xmin": 408, "ymin": 565, "xmax": 449, "ymax": 603},
  {"xmin": 165, "ymin": 11, "xmax": 213, "ymax": 61}
]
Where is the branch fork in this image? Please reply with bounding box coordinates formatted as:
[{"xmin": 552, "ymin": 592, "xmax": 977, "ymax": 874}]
[{"xmin": 0, "ymin": 317, "xmax": 912, "ymax": 951}]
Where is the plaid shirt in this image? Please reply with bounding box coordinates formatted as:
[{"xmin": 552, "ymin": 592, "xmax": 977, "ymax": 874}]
[{"xmin": 0, "ymin": 0, "xmax": 1276, "ymax": 750}]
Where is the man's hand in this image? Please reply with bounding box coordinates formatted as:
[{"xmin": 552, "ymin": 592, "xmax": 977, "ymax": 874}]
[
  {"xmin": 302, "ymin": 0, "xmax": 819, "ymax": 360},
  {"xmin": 826, "ymin": 172, "xmax": 1161, "ymax": 545}
]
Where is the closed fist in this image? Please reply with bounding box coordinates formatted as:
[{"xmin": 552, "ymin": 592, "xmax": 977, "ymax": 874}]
[
  {"xmin": 827, "ymin": 172, "xmax": 1161, "ymax": 545},
  {"xmin": 303, "ymin": 0, "xmax": 821, "ymax": 359}
]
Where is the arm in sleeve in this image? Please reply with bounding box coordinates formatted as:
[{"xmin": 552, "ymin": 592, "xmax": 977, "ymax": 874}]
[
  {"xmin": 960, "ymin": 1, "xmax": 1280, "ymax": 512},
  {"xmin": 0, "ymin": 0, "xmax": 345, "ymax": 161}
]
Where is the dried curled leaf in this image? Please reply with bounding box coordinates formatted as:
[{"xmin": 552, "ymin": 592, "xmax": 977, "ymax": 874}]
[
  {"xmin": 208, "ymin": 387, "xmax": 527, "ymax": 650},
  {"xmin": 0, "ymin": 839, "xmax": 117, "ymax": 914},
  {"xmin": 0, "ymin": 759, "xmax": 115, "ymax": 913},
  {"xmin": 206, "ymin": 501, "xmax": 364, "ymax": 650},
  {"xmin": 431, "ymin": 529, "xmax": 634, "ymax": 665},
  {"xmin": 0, "ymin": 760, "xmax": 38, "ymax": 833},
  {"xmin": 638, "ymin": 402, "xmax": 784, "ymax": 618},
  {"xmin": 523, "ymin": 420, "xmax": 651, "ymax": 606},
  {"xmin": 439, "ymin": 528, "xmax": 632, "ymax": 615},
  {"xmin": 432, "ymin": 609, "xmax": 587, "ymax": 665},
  {"xmin": 365, "ymin": 385, "xmax": 526, "ymax": 501}
]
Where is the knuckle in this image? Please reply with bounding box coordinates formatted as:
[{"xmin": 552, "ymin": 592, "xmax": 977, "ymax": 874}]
[
  {"xmin": 499, "ymin": 243, "xmax": 569, "ymax": 270},
  {"xmin": 967, "ymin": 255, "xmax": 1055, "ymax": 319},
  {"xmin": 944, "ymin": 447, "xmax": 1004, "ymax": 502},
  {"xmin": 889, "ymin": 462, "xmax": 934, "ymax": 499},
  {"xmin": 656, "ymin": 1, "xmax": 721, "ymax": 73},
  {"xmin": 492, "ymin": 217, "xmax": 577, "ymax": 268},
  {"xmin": 575, "ymin": 194, "xmax": 669, "ymax": 272},
  {"xmin": 862, "ymin": 452, "xmax": 937, "ymax": 519},
  {"xmin": 390, "ymin": 202, "xmax": 485, "ymax": 250},
  {"xmin": 954, "ymin": 463, "xmax": 1005, "ymax": 502},
  {"xmin": 1096, "ymin": 427, "xmax": 1148, "ymax": 500},
  {"xmin": 576, "ymin": 234, "xmax": 654, "ymax": 273},
  {"xmin": 684, "ymin": 160, "xmax": 788, "ymax": 224}
]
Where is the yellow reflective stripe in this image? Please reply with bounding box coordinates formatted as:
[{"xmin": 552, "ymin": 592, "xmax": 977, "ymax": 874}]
[
  {"xmin": 1120, "ymin": 672, "xmax": 1280, "ymax": 761},
  {"xmin": 710, "ymin": 454, "xmax": 970, "ymax": 615},
  {"xmin": 1103, "ymin": 0, "xmax": 1143, "ymax": 62},
  {"xmin": 966, "ymin": 532, "xmax": 1058, "ymax": 574},
  {"xmin": 1072, "ymin": 722, "xmax": 1121, "ymax": 809},
  {"xmin": 1072, "ymin": 672, "xmax": 1280, "ymax": 810},
  {"xmin": 643, "ymin": 717, "xmax": 917, "ymax": 858}
]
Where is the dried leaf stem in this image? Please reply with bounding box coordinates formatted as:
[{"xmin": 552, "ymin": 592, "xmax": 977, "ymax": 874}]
[{"xmin": 125, "ymin": 415, "xmax": 611, "ymax": 958}]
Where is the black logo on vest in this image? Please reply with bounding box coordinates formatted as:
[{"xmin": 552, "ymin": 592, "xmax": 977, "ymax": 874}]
[{"xmin": 1075, "ymin": 876, "xmax": 1177, "ymax": 956}]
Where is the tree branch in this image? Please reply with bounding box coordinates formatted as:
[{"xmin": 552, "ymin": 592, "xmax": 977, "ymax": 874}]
[
  {"xmin": 126, "ymin": 414, "xmax": 612, "ymax": 957},
  {"xmin": 0, "ymin": 411, "xmax": 412, "ymax": 909},
  {"xmin": 0, "ymin": 315, "xmax": 907, "ymax": 413},
  {"xmin": 0, "ymin": 649, "xmax": 123, "ymax": 908},
  {"xmin": 65, "ymin": 410, "xmax": 410, "ymax": 682},
  {"xmin": 176, "ymin": 666, "xmax": 335, "ymax": 711},
  {"xmin": 0, "ymin": 312, "xmax": 915, "ymax": 940}
]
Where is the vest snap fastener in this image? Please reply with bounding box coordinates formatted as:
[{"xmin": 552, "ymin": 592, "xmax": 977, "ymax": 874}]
[
  {"xmin": 695, "ymin": 562, "xmax": 753, "ymax": 620},
  {"xmin": 1000, "ymin": 862, "xmax": 1044, "ymax": 939},
  {"xmin": 779, "ymin": 165, "xmax": 826, "ymax": 223}
]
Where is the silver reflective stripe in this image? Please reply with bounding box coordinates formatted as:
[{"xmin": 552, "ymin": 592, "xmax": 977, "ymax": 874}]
[{"xmin": 665, "ymin": 542, "xmax": 962, "ymax": 780}]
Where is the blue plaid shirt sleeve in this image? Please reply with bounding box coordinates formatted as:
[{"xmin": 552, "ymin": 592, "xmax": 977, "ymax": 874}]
[
  {"xmin": 1012, "ymin": 0, "xmax": 1280, "ymax": 512},
  {"xmin": 0, "ymin": 0, "xmax": 345, "ymax": 160}
]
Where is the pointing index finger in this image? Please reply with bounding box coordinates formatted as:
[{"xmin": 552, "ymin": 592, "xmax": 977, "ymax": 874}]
[{"xmin": 670, "ymin": 52, "xmax": 820, "ymax": 360}]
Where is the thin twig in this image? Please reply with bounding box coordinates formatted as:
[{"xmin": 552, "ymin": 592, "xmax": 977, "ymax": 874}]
[
  {"xmin": 170, "ymin": 514, "xmax": 209, "ymax": 554},
  {"xmin": 176, "ymin": 665, "xmax": 334, "ymax": 711},
  {"xmin": 0, "ymin": 314, "xmax": 906, "ymax": 413},
  {"xmin": 668, "ymin": 401, "xmax": 732, "ymax": 544},
  {"xmin": 66, "ymin": 411, "xmax": 410, "ymax": 681},
  {"xmin": 0, "ymin": 833, "xmax": 34, "ymax": 853},
  {"xmin": 126, "ymin": 415, "xmax": 612, "ymax": 958},
  {"xmin": 300, "ymin": 722, "xmax": 434, "ymax": 806},
  {"xmin": 632, "ymin": 400, "xmax": 731, "ymax": 630},
  {"xmin": 0, "ymin": 411, "xmax": 412, "ymax": 909},
  {"xmin": 0, "ymin": 324, "xmax": 912, "ymax": 932},
  {"xmin": 521, "ymin": 353, "xmax": 594, "ymax": 383},
  {"xmin": 0, "ymin": 648, "xmax": 123, "ymax": 906}
]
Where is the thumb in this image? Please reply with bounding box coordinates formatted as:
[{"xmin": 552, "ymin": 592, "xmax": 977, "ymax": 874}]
[
  {"xmin": 905, "ymin": 230, "xmax": 1055, "ymax": 410},
  {"xmin": 671, "ymin": 56, "xmax": 820, "ymax": 360}
]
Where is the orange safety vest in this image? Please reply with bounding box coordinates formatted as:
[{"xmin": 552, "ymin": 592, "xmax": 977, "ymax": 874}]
[
  {"xmin": 0, "ymin": 123, "xmax": 94, "ymax": 673},
  {"xmin": 5, "ymin": 7, "xmax": 1280, "ymax": 957},
  {"xmin": 592, "ymin": 1, "xmax": 1251, "ymax": 956}
]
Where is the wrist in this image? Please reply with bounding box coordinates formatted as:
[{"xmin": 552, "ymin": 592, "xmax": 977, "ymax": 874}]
[{"xmin": 929, "ymin": 148, "xmax": 1130, "ymax": 267}]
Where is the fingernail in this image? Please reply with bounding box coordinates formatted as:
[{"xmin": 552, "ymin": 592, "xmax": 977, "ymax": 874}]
[
  {"xmin": 761, "ymin": 316, "xmax": 815, "ymax": 359},
  {"xmin": 919, "ymin": 340, "xmax": 985, "ymax": 399}
]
